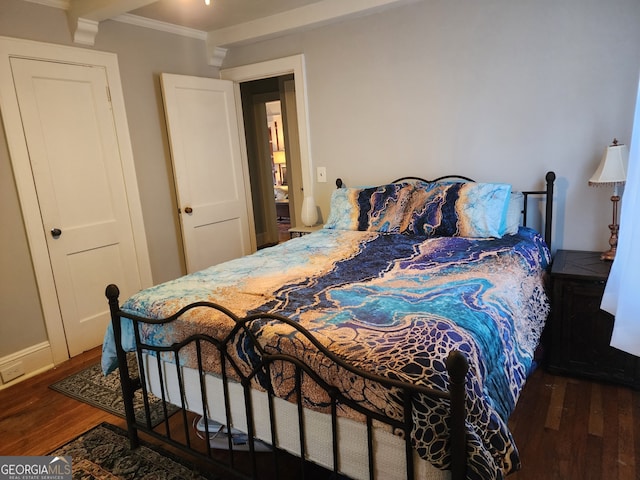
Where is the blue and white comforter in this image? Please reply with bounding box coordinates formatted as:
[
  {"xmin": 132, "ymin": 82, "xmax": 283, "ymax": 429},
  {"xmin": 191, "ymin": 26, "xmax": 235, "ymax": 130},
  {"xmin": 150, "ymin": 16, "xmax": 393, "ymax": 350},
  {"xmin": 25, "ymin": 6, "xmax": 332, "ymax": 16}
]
[{"xmin": 102, "ymin": 227, "xmax": 550, "ymax": 479}]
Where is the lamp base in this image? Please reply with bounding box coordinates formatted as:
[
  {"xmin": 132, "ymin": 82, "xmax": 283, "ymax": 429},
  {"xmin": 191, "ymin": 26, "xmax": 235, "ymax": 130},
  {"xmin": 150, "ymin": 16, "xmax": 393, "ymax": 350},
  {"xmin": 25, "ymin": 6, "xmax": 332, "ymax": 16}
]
[
  {"xmin": 600, "ymin": 247, "xmax": 616, "ymax": 261},
  {"xmin": 600, "ymin": 197, "xmax": 620, "ymax": 262}
]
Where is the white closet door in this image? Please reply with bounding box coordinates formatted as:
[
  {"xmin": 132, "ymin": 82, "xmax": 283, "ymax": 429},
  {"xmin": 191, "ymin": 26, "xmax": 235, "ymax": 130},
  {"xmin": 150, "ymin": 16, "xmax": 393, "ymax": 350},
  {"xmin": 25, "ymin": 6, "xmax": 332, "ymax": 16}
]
[
  {"xmin": 11, "ymin": 58, "xmax": 143, "ymax": 356},
  {"xmin": 161, "ymin": 74, "xmax": 253, "ymax": 273}
]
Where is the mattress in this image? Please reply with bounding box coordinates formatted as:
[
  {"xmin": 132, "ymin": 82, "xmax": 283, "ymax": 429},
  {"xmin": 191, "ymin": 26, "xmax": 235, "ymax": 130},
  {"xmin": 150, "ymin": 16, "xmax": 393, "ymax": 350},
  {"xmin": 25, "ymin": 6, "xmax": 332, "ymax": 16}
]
[{"xmin": 142, "ymin": 352, "xmax": 450, "ymax": 480}]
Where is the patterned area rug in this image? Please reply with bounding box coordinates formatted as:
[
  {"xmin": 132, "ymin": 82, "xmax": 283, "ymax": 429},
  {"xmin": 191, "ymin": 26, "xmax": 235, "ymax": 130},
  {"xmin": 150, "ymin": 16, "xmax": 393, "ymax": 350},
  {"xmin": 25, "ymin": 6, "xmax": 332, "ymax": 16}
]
[
  {"xmin": 50, "ymin": 423, "xmax": 220, "ymax": 480},
  {"xmin": 50, "ymin": 354, "xmax": 179, "ymax": 427}
]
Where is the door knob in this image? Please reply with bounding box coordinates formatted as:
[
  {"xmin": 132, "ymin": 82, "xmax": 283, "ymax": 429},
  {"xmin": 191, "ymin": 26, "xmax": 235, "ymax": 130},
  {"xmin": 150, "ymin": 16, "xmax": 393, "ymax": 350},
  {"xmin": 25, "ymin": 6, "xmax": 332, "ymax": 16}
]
[
  {"xmin": 184, "ymin": 207, "xmax": 193, "ymax": 214},
  {"xmin": 51, "ymin": 228, "xmax": 62, "ymax": 238}
]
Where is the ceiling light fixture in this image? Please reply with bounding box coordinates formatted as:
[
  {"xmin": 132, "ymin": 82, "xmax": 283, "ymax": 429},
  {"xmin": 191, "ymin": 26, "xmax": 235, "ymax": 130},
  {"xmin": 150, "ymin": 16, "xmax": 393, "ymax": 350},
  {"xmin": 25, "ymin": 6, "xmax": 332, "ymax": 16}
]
[{"xmin": 204, "ymin": 0, "xmax": 210, "ymax": 5}]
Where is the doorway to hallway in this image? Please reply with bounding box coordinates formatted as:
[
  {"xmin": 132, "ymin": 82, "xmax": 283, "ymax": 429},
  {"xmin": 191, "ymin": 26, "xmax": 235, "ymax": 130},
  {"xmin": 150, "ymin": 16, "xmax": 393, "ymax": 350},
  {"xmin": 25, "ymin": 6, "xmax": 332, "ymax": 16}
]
[{"xmin": 240, "ymin": 75, "xmax": 299, "ymax": 249}]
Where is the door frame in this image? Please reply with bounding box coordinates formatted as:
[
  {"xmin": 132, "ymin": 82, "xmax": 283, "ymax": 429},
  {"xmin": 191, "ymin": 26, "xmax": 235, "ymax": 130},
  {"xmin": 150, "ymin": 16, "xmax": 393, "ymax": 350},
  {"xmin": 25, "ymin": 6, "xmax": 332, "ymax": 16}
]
[
  {"xmin": 0, "ymin": 36, "xmax": 152, "ymax": 364},
  {"xmin": 221, "ymin": 55, "xmax": 314, "ymax": 217},
  {"xmin": 248, "ymin": 90, "xmax": 282, "ymax": 248}
]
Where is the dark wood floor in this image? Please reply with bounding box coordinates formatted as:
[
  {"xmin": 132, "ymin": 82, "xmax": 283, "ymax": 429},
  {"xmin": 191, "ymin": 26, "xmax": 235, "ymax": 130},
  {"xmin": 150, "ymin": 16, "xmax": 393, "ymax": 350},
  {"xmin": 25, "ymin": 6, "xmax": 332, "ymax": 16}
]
[
  {"xmin": 0, "ymin": 347, "xmax": 638, "ymax": 479},
  {"xmin": 508, "ymin": 365, "xmax": 639, "ymax": 480},
  {"xmin": 0, "ymin": 347, "xmax": 126, "ymax": 456}
]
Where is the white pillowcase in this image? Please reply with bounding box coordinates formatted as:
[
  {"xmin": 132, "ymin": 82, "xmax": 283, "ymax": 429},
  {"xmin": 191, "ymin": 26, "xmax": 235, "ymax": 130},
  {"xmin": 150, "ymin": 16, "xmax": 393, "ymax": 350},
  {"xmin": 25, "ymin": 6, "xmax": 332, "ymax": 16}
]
[{"xmin": 505, "ymin": 192, "xmax": 524, "ymax": 235}]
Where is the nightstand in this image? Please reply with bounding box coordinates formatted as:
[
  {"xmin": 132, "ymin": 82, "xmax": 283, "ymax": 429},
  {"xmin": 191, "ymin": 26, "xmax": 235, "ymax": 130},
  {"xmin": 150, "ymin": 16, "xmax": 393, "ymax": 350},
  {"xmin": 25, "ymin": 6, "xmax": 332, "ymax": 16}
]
[
  {"xmin": 547, "ymin": 249, "xmax": 640, "ymax": 389},
  {"xmin": 288, "ymin": 225, "xmax": 323, "ymax": 238}
]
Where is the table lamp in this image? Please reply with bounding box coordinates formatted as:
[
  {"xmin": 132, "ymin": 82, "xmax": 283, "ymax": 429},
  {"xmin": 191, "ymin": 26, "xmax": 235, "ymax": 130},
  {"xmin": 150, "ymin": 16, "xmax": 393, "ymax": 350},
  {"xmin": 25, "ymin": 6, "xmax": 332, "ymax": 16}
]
[{"xmin": 588, "ymin": 138, "xmax": 629, "ymax": 260}]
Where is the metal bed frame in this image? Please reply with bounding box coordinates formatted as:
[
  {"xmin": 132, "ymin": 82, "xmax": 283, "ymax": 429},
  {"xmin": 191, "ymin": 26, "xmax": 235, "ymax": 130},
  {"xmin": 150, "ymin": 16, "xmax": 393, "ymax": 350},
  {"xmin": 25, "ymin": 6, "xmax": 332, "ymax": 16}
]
[{"xmin": 106, "ymin": 171, "xmax": 555, "ymax": 480}]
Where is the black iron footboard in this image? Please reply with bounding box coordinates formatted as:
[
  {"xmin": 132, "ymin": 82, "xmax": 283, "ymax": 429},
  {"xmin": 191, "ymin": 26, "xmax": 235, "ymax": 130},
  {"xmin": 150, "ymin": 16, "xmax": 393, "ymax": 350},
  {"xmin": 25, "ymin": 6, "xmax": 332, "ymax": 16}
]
[{"xmin": 106, "ymin": 284, "xmax": 469, "ymax": 480}]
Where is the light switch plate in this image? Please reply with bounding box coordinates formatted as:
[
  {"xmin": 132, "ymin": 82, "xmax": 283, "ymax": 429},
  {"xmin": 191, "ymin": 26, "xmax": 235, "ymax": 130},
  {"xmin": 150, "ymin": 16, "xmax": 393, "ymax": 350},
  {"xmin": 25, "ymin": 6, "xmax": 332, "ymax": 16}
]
[{"xmin": 317, "ymin": 167, "xmax": 327, "ymax": 183}]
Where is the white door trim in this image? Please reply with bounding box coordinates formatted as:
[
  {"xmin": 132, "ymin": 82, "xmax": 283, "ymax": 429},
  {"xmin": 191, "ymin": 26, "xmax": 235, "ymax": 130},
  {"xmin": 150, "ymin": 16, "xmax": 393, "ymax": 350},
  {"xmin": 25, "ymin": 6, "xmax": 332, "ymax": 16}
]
[
  {"xmin": 220, "ymin": 54, "xmax": 314, "ymax": 200},
  {"xmin": 0, "ymin": 36, "xmax": 152, "ymax": 364}
]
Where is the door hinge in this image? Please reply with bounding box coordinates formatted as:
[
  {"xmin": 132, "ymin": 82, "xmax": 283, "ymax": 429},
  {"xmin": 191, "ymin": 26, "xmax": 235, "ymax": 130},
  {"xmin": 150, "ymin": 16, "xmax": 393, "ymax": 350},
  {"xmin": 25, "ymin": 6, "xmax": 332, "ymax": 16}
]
[{"xmin": 106, "ymin": 86, "xmax": 112, "ymax": 103}]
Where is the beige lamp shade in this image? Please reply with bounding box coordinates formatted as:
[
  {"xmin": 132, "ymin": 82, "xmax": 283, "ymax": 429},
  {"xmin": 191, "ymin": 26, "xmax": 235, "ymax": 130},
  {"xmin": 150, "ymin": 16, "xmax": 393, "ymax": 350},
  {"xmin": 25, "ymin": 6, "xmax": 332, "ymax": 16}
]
[
  {"xmin": 589, "ymin": 139, "xmax": 629, "ymax": 187},
  {"xmin": 273, "ymin": 150, "xmax": 286, "ymax": 164}
]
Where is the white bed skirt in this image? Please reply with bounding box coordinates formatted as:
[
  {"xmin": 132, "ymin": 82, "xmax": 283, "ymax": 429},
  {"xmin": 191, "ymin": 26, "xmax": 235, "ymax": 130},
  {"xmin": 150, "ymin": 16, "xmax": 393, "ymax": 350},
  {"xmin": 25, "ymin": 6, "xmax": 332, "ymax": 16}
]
[{"xmin": 142, "ymin": 354, "xmax": 450, "ymax": 480}]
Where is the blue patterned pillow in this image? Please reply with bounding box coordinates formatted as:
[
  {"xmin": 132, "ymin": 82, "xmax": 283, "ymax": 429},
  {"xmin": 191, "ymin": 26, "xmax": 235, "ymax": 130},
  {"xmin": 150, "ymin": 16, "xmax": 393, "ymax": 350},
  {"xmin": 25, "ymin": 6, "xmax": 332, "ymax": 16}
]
[
  {"xmin": 402, "ymin": 182, "xmax": 512, "ymax": 238},
  {"xmin": 324, "ymin": 183, "xmax": 414, "ymax": 232}
]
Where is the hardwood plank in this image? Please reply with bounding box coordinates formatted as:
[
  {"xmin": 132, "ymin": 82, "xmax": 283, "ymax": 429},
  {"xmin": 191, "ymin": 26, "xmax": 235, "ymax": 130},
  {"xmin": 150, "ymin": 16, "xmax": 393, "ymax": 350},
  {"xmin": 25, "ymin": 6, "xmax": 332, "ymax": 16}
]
[
  {"xmin": 555, "ymin": 379, "xmax": 579, "ymax": 479},
  {"xmin": 589, "ymin": 382, "xmax": 604, "ymax": 437},
  {"xmin": 602, "ymin": 383, "xmax": 621, "ymax": 479},
  {"xmin": 510, "ymin": 370, "xmax": 560, "ymax": 479},
  {"xmin": 617, "ymin": 387, "xmax": 635, "ymax": 480},
  {"xmin": 635, "ymin": 390, "xmax": 640, "ymax": 479},
  {"xmin": 545, "ymin": 374, "xmax": 567, "ymax": 431},
  {"xmin": 586, "ymin": 431, "xmax": 604, "ymax": 480},
  {"xmin": 567, "ymin": 379, "xmax": 590, "ymax": 480}
]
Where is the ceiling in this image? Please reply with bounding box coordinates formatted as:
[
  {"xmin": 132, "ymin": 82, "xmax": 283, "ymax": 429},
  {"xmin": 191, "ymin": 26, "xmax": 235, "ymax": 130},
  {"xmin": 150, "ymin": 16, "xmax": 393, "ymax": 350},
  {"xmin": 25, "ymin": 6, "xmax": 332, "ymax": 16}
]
[{"xmin": 130, "ymin": 0, "xmax": 326, "ymax": 32}]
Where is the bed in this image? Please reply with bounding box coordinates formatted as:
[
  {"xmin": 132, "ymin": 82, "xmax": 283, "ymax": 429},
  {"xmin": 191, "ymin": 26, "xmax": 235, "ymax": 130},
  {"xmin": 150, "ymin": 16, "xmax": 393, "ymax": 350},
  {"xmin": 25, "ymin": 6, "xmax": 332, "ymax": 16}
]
[{"xmin": 103, "ymin": 171, "xmax": 555, "ymax": 480}]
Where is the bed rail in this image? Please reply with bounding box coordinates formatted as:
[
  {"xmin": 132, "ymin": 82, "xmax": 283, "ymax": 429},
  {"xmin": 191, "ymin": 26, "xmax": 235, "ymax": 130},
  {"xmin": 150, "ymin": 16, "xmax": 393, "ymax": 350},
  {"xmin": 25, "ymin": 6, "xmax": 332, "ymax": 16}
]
[
  {"xmin": 106, "ymin": 284, "xmax": 469, "ymax": 480},
  {"xmin": 522, "ymin": 171, "xmax": 555, "ymax": 251}
]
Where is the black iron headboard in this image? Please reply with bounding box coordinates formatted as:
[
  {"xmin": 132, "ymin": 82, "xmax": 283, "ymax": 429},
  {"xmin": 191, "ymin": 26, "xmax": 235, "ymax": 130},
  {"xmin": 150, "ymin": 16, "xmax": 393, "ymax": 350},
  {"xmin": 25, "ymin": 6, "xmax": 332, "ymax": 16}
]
[{"xmin": 334, "ymin": 171, "xmax": 556, "ymax": 249}]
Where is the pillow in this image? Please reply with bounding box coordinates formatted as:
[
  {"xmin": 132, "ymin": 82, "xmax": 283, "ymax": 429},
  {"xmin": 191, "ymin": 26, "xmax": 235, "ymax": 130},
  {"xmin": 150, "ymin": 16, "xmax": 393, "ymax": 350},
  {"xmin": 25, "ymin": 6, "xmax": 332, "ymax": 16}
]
[
  {"xmin": 505, "ymin": 192, "xmax": 524, "ymax": 235},
  {"xmin": 274, "ymin": 186, "xmax": 288, "ymax": 201},
  {"xmin": 401, "ymin": 182, "xmax": 512, "ymax": 238},
  {"xmin": 324, "ymin": 183, "xmax": 414, "ymax": 232}
]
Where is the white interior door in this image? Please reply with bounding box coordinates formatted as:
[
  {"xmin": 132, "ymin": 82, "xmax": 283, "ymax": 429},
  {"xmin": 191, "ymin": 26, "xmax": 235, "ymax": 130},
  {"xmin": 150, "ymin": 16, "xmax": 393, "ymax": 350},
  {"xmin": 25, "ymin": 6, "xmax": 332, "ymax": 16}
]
[
  {"xmin": 161, "ymin": 74, "xmax": 253, "ymax": 273},
  {"xmin": 10, "ymin": 58, "xmax": 144, "ymax": 356}
]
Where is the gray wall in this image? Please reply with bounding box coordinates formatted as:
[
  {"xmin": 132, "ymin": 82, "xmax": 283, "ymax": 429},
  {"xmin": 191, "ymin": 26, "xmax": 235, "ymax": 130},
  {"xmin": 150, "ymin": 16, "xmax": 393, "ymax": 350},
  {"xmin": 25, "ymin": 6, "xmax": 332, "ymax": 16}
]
[
  {"xmin": 225, "ymin": 0, "xmax": 640, "ymax": 255},
  {"xmin": 1, "ymin": 0, "xmax": 639, "ymax": 363}
]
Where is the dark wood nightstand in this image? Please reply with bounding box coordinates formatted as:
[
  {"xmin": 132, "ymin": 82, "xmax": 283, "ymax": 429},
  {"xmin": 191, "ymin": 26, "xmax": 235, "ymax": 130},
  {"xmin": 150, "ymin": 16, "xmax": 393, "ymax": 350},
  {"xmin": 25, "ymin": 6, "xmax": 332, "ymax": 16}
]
[{"xmin": 547, "ymin": 249, "xmax": 640, "ymax": 389}]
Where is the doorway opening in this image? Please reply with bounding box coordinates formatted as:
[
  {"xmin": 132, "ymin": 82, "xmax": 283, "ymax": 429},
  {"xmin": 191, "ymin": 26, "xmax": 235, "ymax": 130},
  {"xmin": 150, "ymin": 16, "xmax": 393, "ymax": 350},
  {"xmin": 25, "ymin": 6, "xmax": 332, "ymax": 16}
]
[{"xmin": 240, "ymin": 75, "xmax": 300, "ymax": 249}]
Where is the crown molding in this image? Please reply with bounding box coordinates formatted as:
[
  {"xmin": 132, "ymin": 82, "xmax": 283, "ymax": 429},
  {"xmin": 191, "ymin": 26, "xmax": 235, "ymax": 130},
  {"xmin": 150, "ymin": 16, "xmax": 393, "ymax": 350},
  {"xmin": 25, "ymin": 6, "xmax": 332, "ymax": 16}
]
[
  {"xmin": 114, "ymin": 13, "xmax": 207, "ymax": 41},
  {"xmin": 23, "ymin": 0, "xmax": 69, "ymax": 8}
]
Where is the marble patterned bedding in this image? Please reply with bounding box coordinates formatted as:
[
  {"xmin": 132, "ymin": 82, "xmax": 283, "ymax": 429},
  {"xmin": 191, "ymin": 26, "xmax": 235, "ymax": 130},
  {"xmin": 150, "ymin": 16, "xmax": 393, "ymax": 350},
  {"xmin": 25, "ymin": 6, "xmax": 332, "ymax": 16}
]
[{"xmin": 102, "ymin": 226, "xmax": 550, "ymax": 479}]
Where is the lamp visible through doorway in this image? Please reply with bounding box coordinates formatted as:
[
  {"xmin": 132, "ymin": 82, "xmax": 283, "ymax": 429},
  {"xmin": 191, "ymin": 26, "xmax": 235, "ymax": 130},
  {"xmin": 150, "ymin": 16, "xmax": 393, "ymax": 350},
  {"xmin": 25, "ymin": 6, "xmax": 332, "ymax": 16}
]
[
  {"xmin": 589, "ymin": 138, "xmax": 629, "ymax": 261},
  {"xmin": 273, "ymin": 150, "xmax": 286, "ymax": 185}
]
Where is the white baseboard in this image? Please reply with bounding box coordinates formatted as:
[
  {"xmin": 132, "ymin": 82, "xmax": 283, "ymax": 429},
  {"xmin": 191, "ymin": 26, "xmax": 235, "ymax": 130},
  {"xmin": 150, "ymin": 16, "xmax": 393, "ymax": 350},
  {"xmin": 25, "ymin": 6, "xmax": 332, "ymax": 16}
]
[{"xmin": 0, "ymin": 342, "xmax": 55, "ymax": 389}]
